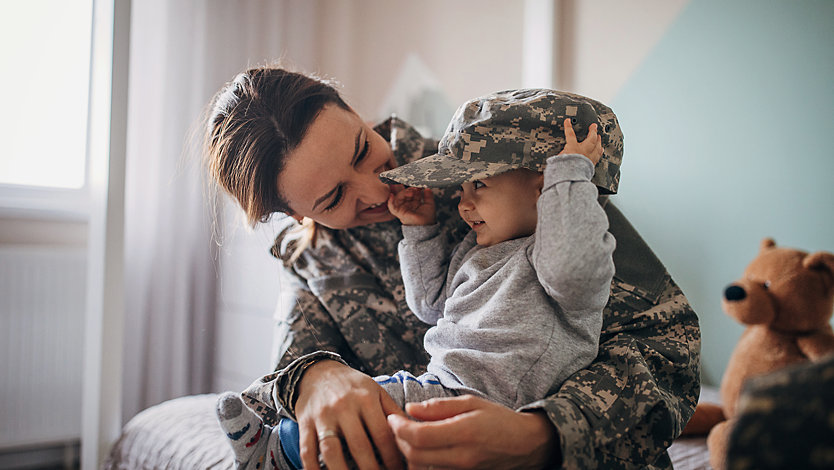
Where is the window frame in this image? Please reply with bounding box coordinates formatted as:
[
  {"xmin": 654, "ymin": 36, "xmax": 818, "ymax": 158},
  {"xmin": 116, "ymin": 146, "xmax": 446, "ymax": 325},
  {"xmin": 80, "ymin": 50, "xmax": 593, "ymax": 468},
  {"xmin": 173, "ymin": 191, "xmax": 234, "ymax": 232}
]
[{"xmin": 0, "ymin": 185, "xmax": 90, "ymax": 221}]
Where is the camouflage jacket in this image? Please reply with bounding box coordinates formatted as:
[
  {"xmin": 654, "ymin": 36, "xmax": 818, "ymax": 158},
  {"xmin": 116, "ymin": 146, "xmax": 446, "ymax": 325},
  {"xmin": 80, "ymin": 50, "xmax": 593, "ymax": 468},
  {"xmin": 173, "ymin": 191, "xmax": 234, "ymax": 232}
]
[
  {"xmin": 727, "ymin": 353, "xmax": 834, "ymax": 469},
  {"xmin": 243, "ymin": 117, "xmax": 701, "ymax": 469}
]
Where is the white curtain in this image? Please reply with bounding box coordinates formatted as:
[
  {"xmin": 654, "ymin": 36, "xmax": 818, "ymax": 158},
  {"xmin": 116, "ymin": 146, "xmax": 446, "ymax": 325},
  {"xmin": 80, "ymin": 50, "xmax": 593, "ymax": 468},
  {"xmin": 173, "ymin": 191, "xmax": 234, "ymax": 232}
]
[{"xmin": 122, "ymin": 0, "xmax": 315, "ymax": 420}]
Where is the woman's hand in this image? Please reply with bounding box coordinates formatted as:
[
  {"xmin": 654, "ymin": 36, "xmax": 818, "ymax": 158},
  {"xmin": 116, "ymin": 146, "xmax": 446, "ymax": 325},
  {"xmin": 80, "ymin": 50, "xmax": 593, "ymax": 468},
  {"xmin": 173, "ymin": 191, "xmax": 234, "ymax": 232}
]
[
  {"xmin": 387, "ymin": 395, "xmax": 559, "ymax": 470},
  {"xmin": 295, "ymin": 360, "xmax": 406, "ymax": 470},
  {"xmin": 388, "ymin": 187, "xmax": 437, "ymax": 226},
  {"xmin": 559, "ymin": 119, "xmax": 603, "ymax": 165}
]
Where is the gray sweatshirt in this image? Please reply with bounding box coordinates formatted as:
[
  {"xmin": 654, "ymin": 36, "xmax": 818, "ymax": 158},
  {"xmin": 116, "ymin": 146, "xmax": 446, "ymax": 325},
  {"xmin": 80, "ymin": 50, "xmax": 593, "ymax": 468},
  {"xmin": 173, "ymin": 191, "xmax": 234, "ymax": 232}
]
[{"xmin": 398, "ymin": 154, "xmax": 616, "ymax": 409}]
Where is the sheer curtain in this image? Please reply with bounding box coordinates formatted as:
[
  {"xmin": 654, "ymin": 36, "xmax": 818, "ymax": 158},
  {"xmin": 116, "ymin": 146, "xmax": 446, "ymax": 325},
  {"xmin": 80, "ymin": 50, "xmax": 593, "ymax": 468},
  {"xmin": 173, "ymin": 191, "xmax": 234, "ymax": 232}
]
[{"xmin": 122, "ymin": 0, "xmax": 317, "ymax": 421}]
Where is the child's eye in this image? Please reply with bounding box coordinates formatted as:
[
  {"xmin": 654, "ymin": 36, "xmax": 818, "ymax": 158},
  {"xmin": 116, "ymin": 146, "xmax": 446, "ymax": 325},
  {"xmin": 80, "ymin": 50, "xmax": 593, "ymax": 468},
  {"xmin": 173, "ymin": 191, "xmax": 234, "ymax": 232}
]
[{"xmin": 472, "ymin": 180, "xmax": 485, "ymax": 190}]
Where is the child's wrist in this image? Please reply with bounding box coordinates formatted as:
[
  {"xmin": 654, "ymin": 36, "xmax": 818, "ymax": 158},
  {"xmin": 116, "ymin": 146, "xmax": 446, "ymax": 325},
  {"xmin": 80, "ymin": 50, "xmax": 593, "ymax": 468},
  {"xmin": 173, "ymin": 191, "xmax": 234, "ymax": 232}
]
[
  {"xmin": 543, "ymin": 154, "xmax": 595, "ymax": 187},
  {"xmin": 401, "ymin": 221, "xmax": 442, "ymax": 241},
  {"xmin": 400, "ymin": 216, "xmax": 436, "ymax": 226}
]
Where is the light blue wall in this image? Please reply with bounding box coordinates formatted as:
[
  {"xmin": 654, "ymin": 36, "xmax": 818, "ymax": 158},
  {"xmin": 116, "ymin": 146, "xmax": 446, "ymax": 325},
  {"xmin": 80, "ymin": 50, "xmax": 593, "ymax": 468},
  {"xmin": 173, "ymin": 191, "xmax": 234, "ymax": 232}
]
[{"xmin": 611, "ymin": 0, "xmax": 834, "ymax": 385}]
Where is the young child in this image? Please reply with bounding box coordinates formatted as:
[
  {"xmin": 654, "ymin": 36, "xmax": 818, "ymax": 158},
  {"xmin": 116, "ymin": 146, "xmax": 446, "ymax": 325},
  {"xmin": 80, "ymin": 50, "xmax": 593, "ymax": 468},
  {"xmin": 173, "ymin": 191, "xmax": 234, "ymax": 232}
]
[
  {"xmin": 375, "ymin": 88, "xmax": 616, "ymax": 410},
  {"xmin": 217, "ymin": 88, "xmax": 617, "ymax": 469}
]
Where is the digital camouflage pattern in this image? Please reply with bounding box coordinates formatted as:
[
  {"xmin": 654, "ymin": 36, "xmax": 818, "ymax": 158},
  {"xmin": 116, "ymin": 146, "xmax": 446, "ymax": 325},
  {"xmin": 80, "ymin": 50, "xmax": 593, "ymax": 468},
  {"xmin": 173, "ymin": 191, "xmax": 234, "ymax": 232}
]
[
  {"xmin": 241, "ymin": 117, "xmax": 700, "ymax": 469},
  {"xmin": 726, "ymin": 354, "xmax": 834, "ymax": 469},
  {"xmin": 379, "ymin": 88, "xmax": 623, "ymax": 194}
]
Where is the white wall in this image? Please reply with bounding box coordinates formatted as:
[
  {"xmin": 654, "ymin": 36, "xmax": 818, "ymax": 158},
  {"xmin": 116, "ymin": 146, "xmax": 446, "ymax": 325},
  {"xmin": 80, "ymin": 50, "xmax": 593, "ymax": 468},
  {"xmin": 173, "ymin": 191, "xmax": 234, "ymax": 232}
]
[
  {"xmin": 568, "ymin": 0, "xmax": 690, "ymax": 103},
  {"xmin": 212, "ymin": 205, "xmax": 285, "ymax": 392},
  {"xmin": 315, "ymin": 0, "xmax": 526, "ymax": 125}
]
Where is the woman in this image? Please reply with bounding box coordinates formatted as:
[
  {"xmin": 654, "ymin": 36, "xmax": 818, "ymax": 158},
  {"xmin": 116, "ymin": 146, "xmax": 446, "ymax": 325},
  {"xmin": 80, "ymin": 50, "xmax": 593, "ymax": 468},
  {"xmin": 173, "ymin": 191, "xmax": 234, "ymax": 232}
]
[{"xmin": 206, "ymin": 66, "xmax": 700, "ymax": 470}]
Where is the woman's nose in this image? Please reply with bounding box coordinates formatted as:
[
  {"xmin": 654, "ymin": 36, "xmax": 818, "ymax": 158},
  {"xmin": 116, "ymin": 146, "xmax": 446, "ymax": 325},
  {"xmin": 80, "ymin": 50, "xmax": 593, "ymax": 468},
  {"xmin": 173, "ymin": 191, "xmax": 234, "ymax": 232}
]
[{"xmin": 356, "ymin": 172, "xmax": 389, "ymax": 204}]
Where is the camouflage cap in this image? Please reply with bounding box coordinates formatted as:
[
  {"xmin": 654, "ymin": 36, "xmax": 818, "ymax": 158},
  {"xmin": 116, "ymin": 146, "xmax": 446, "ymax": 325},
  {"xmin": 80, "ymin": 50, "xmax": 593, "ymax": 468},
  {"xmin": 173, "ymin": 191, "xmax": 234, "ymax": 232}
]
[{"xmin": 379, "ymin": 88, "xmax": 623, "ymax": 193}]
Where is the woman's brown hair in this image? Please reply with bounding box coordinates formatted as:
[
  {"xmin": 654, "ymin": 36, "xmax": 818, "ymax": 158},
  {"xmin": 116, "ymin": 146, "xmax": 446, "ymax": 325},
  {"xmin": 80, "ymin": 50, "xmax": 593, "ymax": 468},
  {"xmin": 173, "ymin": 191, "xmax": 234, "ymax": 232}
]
[{"xmin": 205, "ymin": 66, "xmax": 349, "ymax": 226}]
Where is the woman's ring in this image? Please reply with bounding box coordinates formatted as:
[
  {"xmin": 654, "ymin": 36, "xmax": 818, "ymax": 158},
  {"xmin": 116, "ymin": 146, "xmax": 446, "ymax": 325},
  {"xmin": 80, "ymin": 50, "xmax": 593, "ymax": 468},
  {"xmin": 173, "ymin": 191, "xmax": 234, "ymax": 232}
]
[{"xmin": 317, "ymin": 429, "xmax": 340, "ymax": 442}]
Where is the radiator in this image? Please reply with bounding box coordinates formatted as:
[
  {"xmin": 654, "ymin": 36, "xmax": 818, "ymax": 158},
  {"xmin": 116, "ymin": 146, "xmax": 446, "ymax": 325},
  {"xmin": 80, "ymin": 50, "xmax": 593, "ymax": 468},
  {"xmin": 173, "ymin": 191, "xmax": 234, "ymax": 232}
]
[{"xmin": 0, "ymin": 246, "xmax": 86, "ymax": 449}]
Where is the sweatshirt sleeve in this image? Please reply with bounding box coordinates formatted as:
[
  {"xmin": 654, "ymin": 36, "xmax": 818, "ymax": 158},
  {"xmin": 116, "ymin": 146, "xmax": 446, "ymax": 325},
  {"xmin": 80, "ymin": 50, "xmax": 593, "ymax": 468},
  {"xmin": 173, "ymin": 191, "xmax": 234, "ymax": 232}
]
[
  {"xmin": 398, "ymin": 223, "xmax": 456, "ymax": 325},
  {"xmin": 532, "ymin": 154, "xmax": 616, "ymax": 313}
]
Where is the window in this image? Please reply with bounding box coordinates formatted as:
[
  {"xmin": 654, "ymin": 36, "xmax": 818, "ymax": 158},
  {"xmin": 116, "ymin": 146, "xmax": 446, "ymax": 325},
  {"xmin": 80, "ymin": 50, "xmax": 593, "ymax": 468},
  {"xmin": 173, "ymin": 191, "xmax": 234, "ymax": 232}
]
[{"xmin": 0, "ymin": 1, "xmax": 94, "ymax": 216}]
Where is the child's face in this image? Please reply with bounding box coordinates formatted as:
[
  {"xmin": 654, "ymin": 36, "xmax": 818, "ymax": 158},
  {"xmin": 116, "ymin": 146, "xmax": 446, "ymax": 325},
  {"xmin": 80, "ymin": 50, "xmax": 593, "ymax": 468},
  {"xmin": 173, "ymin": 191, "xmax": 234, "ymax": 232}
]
[{"xmin": 458, "ymin": 169, "xmax": 543, "ymax": 247}]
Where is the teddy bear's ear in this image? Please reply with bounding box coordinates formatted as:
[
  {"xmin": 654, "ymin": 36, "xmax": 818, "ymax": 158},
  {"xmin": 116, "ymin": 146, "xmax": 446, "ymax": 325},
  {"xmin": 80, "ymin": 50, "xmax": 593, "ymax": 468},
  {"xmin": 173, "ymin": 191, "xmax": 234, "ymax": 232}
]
[
  {"xmin": 760, "ymin": 238, "xmax": 777, "ymax": 252},
  {"xmin": 804, "ymin": 251, "xmax": 834, "ymax": 274},
  {"xmin": 804, "ymin": 251, "xmax": 834, "ymax": 291}
]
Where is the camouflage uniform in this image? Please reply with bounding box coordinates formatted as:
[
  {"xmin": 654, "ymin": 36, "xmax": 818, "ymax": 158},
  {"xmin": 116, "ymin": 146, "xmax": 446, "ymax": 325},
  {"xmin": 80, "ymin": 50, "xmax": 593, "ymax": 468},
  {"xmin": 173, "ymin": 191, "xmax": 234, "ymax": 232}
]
[
  {"xmin": 726, "ymin": 354, "xmax": 834, "ymax": 470},
  {"xmin": 242, "ymin": 116, "xmax": 701, "ymax": 469}
]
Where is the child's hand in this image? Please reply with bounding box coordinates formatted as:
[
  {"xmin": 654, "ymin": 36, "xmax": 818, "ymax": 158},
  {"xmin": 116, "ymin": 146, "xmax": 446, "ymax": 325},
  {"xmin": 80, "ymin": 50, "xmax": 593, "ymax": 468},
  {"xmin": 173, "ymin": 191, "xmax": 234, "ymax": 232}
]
[
  {"xmin": 388, "ymin": 187, "xmax": 436, "ymax": 226},
  {"xmin": 559, "ymin": 118, "xmax": 603, "ymax": 165}
]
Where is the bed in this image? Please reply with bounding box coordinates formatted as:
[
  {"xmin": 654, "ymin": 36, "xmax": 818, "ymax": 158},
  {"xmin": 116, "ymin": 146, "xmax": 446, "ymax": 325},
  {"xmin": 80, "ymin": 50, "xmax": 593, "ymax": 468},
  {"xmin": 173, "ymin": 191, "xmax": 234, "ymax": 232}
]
[
  {"xmin": 104, "ymin": 388, "xmax": 718, "ymax": 469},
  {"xmin": 104, "ymin": 394, "xmax": 234, "ymax": 469}
]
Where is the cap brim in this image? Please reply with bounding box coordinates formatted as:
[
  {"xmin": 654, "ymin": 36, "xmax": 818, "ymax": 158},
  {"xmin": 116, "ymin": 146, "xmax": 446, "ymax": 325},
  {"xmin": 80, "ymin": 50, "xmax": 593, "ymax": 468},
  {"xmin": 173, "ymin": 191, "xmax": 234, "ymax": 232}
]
[{"xmin": 379, "ymin": 153, "xmax": 524, "ymax": 188}]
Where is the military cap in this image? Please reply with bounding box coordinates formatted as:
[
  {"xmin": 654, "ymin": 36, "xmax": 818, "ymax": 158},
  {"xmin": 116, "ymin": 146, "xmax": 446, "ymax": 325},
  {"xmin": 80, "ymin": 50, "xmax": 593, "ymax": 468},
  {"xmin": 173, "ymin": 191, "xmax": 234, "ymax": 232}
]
[{"xmin": 379, "ymin": 88, "xmax": 623, "ymax": 193}]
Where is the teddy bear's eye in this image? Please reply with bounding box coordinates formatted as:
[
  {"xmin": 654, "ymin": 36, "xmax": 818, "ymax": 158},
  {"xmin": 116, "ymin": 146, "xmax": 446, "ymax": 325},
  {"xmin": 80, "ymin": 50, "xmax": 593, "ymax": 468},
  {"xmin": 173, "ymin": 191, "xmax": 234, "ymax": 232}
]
[{"xmin": 763, "ymin": 281, "xmax": 771, "ymax": 289}]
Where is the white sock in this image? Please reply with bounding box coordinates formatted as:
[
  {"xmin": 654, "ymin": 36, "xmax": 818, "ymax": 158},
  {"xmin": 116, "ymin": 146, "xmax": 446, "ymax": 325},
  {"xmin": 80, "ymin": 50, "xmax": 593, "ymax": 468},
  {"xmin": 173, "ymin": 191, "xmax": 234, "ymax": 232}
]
[{"xmin": 216, "ymin": 392, "xmax": 293, "ymax": 470}]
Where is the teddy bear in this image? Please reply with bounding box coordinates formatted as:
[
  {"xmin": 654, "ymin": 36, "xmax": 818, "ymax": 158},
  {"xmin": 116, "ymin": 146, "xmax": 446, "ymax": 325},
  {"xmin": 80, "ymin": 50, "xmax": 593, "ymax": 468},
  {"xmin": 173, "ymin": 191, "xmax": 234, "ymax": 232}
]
[{"xmin": 682, "ymin": 238, "xmax": 834, "ymax": 470}]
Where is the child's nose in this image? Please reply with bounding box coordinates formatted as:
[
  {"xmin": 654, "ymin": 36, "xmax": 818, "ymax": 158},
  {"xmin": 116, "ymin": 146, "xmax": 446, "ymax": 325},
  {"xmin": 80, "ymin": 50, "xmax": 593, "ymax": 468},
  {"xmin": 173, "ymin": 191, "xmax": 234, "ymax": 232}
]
[{"xmin": 458, "ymin": 193, "xmax": 474, "ymax": 211}]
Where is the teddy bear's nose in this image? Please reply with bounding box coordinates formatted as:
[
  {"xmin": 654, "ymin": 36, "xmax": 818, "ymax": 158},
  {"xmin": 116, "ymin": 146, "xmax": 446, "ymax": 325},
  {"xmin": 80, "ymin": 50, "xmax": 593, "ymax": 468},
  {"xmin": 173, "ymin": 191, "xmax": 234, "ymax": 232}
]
[{"xmin": 724, "ymin": 285, "xmax": 747, "ymax": 301}]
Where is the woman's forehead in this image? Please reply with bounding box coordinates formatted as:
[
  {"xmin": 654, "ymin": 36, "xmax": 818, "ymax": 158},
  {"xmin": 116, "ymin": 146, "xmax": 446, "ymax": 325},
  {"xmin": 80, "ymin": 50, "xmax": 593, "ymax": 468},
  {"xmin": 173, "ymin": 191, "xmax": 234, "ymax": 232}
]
[
  {"xmin": 292, "ymin": 105, "xmax": 358, "ymax": 164},
  {"xmin": 278, "ymin": 105, "xmax": 359, "ymax": 212}
]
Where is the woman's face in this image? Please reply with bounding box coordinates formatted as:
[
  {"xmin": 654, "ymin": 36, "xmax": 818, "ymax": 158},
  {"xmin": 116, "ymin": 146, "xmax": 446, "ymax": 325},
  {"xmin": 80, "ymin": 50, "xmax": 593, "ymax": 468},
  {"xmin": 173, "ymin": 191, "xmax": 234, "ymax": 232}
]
[{"xmin": 278, "ymin": 104, "xmax": 398, "ymax": 229}]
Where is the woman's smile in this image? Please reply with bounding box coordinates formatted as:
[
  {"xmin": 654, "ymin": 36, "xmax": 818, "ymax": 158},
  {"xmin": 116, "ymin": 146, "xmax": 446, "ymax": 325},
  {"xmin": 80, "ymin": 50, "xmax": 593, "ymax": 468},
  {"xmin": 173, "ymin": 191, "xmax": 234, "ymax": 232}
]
[{"xmin": 361, "ymin": 200, "xmax": 390, "ymax": 215}]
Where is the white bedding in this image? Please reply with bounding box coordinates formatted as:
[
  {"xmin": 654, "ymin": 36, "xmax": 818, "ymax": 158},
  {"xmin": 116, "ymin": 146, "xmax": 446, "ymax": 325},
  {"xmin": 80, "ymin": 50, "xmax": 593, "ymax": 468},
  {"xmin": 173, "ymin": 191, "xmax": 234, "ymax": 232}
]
[
  {"xmin": 106, "ymin": 389, "xmax": 717, "ymax": 469},
  {"xmin": 104, "ymin": 394, "xmax": 234, "ymax": 469}
]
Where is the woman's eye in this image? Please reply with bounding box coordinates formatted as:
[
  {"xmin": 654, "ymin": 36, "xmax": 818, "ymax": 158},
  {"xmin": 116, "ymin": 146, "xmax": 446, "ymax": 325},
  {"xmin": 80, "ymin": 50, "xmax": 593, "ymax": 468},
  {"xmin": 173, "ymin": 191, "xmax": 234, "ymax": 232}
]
[
  {"xmin": 473, "ymin": 180, "xmax": 485, "ymax": 189},
  {"xmin": 323, "ymin": 185, "xmax": 343, "ymax": 212}
]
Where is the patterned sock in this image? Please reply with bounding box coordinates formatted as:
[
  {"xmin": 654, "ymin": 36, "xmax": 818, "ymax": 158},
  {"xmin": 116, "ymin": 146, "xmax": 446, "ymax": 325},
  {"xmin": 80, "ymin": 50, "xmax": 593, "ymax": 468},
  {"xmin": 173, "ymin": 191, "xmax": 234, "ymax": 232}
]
[{"xmin": 216, "ymin": 392, "xmax": 295, "ymax": 470}]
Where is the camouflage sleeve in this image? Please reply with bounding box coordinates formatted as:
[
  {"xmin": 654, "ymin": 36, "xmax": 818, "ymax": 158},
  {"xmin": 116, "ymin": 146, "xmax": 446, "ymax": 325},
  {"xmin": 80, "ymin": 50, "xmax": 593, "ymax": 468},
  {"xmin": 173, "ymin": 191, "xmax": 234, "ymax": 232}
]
[
  {"xmin": 242, "ymin": 350, "xmax": 347, "ymax": 424},
  {"xmin": 267, "ymin": 217, "xmax": 379, "ymax": 373},
  {"xmin": 238, "ymin": 279, "xmax": 362, "ymax": 426},
  {"xmin": 271, "ymin": 284, "xmax": 363, "ymax": 372}
]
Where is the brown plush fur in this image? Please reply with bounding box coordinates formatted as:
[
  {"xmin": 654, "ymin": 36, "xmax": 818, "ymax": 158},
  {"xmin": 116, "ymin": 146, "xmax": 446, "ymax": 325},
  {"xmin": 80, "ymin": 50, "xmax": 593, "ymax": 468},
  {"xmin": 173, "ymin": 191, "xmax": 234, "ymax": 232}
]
[{"xmin": 681, "ymin": 239, "xmax": 834, "ymax": 470}]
